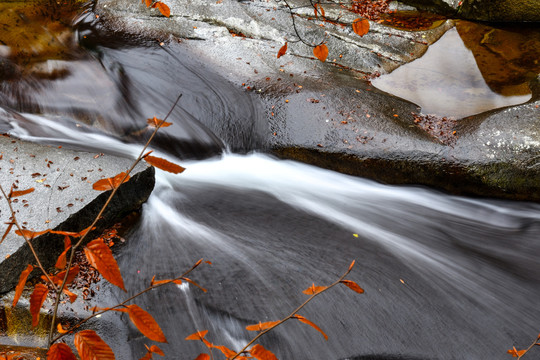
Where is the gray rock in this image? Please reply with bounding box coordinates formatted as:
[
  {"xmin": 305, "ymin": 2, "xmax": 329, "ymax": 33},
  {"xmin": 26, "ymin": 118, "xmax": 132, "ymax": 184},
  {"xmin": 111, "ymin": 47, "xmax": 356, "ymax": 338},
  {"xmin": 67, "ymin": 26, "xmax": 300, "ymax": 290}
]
[{"xmin": 0, "ymin": 136, "xmax": 154, "ymax": 294}]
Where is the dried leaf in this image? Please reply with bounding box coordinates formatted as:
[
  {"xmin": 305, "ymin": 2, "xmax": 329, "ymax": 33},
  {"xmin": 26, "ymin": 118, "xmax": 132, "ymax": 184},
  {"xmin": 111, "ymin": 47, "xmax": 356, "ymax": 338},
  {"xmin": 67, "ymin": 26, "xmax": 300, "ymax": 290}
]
[
  {"xmin": 139, "ymin": 352, "xmax": 152, "ymax": 360},
  {"xmin": 352, "ymin": 18, "xmax": 369, "ymax": 37},
  {"xmin": 47, "ymin": 343, "xmax": 77, "ymax": 360},
  {"xmin": 51, "ymin": 225, "xmax": 95, "ymax": 238},
  {"xmin": 10, "ymin": 187, "xmax": 34, "ymax": 198},
  {"xmin": 30, "ymin": 283, "xmax": 49, "ymax": 327},
  {"xmin": 250, "ymin": 344, "xmax": 278, "ymax": 360},
  {"xmin": 63, "ymin": 288, "xmax": 78, "ymax": 303},
  {"xmin": 147, "ymin": 117, "xmax": 172, "ymax": 128},
  {"xmin": 340, "ymin": 280, "xmax": 364, "ymax": 294},
  {"xmin": 74, "ymin": 330, "xmax": 115, "ymax": 360},
  {"xmin": 348, "ymin": 260, "xmax": 355, "ymax": 271},
  {"xmin": 12, "ymin": 264, "xmax": 33, "ymax": 307},
  {"xmin": 507, "ymin": 347, "xmax": 526, "ymax": 357},
  {"xmin": 193, "ymin": 354, "xmax": 210, "ymax": 360},
  {"xmin": 185, "ymin": 330, "xmax": 209, "ymax": 341},
  {"xmin": 149, "ymin": 346, "xmax": 164, "ymax": 356},
  {"xmin": 152, "ymin": 1, "xmax": 170, "ymax": 17},
  {"xmin": 246, "ymin": 321, "xmax": 280, "ymax": 331},
  {"xmin": 126, "ymin": 304, "xmax": 167, "ymax": 343},
  {"xmin": 302, "ymin": 283, "xmax": 327, "ymax": 295},
  {"xmin": 145, "ymin": 0, "xmax": 152, "ymax": 7},
  {"xmin": 55, "ymin": 246, "xmax": 71, "ymax": 269},
  {"xmin": 313, "ymin": 44, "xmax": 328, "ymax": 62},
  {"xmin": 52, "ymin": 265, "xmax": 80, "ymax": 288},
  {"xmin": 92, "ymin": 172, "xmax": 130, "ymax": 191},
  {"xmin": 144, "ymin": 156, "xmax": 185, "ymax": 174},
  {"xmin": 182, "ymin": 277, "xmax": 207, "ymax": 292},
  {"xmin": 212, "ymin": 345, "xmax": 236, "ymax": 358},
  {"xmin": 277, "ymin": 42, "xmax": 287, "ymax": 58},
  {"xmin": 15, "ymin": 229, "xmax": 49, "ymax": 239},
  {"xmin": 57, "ymin": 323, "xmax": 69, "ymax": 334},
  {"xmin": 84, "ymin": 238, "xmax": 125, "ymax": 291},
  {"xmin": 314, "ymin": 3, "xmax": 325, "ymax": 17},
  {"xmin": 293, "ymin": 314, "xmax": 328, "ymax": 340},
  {"xmin": 1, "ymin": 222, "xmax": 13, "ymax": 246}
]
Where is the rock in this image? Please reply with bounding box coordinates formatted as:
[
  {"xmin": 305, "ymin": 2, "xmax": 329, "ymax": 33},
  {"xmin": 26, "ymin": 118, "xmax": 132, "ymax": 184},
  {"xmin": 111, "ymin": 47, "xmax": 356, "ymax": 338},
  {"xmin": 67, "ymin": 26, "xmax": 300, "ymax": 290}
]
[
  {"xmin": 400, "ymin": 0, "xmax": 540, "ymax": 22},
  {"xmin": 0, "ymin": 136, "xmax": 155, "ymax": 294}
]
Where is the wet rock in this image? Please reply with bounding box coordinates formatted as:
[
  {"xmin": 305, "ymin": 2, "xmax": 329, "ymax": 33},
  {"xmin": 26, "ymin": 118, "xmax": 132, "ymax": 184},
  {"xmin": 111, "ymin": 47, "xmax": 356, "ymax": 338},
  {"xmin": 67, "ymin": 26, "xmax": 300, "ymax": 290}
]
[{"xmin": 0, "ymin": 136, "xmax": 155, "ymax": 294}]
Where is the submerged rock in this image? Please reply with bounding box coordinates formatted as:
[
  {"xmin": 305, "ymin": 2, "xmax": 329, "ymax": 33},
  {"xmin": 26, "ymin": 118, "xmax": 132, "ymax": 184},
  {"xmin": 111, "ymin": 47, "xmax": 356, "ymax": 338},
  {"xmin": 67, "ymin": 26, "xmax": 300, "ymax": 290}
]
[{"xmin": 0, "ymin": 136, "xmax": 155, "ymax": 293}]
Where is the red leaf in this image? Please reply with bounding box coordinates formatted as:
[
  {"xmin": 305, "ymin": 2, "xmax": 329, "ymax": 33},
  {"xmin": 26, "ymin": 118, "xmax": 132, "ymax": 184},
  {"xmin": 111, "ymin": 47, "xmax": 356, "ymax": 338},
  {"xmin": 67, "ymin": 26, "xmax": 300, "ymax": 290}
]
[
  {"xmin": 84, "ymin": 238, "xmax": 125, "ymax": 291},
  {"xmin": 152, "ymin": 1, "xmax": 170, "ymax": 17},
  {"xmin": 55, "ymin": 246, "xmax": 71, "ymax": 269},
  {"xmin": 144, "ymin": 156, "xmax": 185, "ymax": 174},
  {"xmin": 47, "ymin": 343, "xmax": 77, "ymax": 360},
  {"xmin": 10, "ymin": 187, "xmax": 35, "ymax": 198},
  {"xmin": 74, "ymin": 330, "xmax": 115, "ymax": 360},
  {"xmin": 193, "ymin": 354, "xmax": 210, "ymax": 360},
  {"xmin": 277, "ymin": 42, "xmax": 287, "ymax": 58},
  {"xmin": 185, "ymin": 330, "xmax": 208, "ymax": 341},
  {"xmin": 147, "ymin": 117, "xmax": 172, "ymax": 128},
  {"xmin": 30, "ymin": 283, "xmax": 49, "ymax": 327},
  {"xmin": 92, "ymin": 172, "xmax": 130, "ymax": 191},
  {"xmin": 293, "ymin": 314, "xmax": 328, "ymax": 340},
  {"xmin": 126, "ymin": 304, "xmax": 167, "ymax": 343},
  {"xmin": 246, "ymin": 321, "xmax": 280, "ymax": 331},
  {"xmin": 15, "ymin": 229, "xmax": 49, "ymax": 239},
  {"xmin": 313, "ymin": 44, "xmax": 328, "ymax": 62},
  {"xmin": 12, "ymin": 264, "xmax": 33, "ymax": 307},
  {"xmin": 340, "ymin": 280, "xmax": 364, "ymax": 294},
  {"xmin": 250, "ymin": 344, "xmax": 278, "ymax": 360},
  {"xmin": 352, "ymin": 18, "xmax": 369, "ymax": 37},
  {"xmin": 302, "ymin": 283, "xmax": 327, "ymax": 295},
  {"xmin": 212, "ymin": 345, "xmax": 236, "ymax": 358}
]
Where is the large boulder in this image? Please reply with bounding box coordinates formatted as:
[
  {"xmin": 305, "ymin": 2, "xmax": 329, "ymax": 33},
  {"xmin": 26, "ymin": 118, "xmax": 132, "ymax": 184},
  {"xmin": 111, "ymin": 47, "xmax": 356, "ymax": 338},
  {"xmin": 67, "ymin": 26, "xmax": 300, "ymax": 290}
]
[{"xmin": 0, "ymin": 136, "xmax": 155, "ymax": 293}]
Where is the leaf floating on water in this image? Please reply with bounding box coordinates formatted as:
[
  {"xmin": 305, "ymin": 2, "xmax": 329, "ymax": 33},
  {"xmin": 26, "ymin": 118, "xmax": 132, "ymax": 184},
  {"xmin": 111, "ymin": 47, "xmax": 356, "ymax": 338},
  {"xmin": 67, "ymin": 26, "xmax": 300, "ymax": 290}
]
[
  {"xmin": 13, "ymin": 264, "xmax": 33, "ymax": 307},
  {"xmin": 144, "ymin": 156, "xmax": 185, "ymax": 174},
  {"xmin": 30, "ymin": 283, "xmax": 49, "ymax": 327},
  {"xmin": 340, "ymin": 280, "xmax": 364, "ymax": 294},
  {"xmin": 277, "ymin": 42, "xmax": 288, "ymax": 58},
  {"xmin": 84, "ymin": 238, "xmax": 126, "ymax": 291},
  {"xmin": 74, "ymin": 330, "xmax": 115, "ymax": 360},
  {"xmin": 250, "ymin": 344, "xmax": 279, "ymax": 360},
  {"xmin": 10, "ymin": 187, "xmax": 35, "ymax": 198},
  {"xmin": 313, "ymin": 44, "xmax": 329, "ymax": 62},
  {"xmin": 352, "ymin": 234, "xmax": 359, "ymax": 238},
  {"xmin": 352, "ymin": 18, "xmax": 370, "ymax": 36}
]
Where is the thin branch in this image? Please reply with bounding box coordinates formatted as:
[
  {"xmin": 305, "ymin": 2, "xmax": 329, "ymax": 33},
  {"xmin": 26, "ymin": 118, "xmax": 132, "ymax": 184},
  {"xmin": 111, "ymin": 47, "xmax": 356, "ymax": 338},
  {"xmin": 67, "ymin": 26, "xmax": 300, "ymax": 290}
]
[
  {"xmin": 231, "ymin": 262, "xmax": 355, "ymax": 359},
  {"xmin": 48, "ymin": 94, "xmax": 183, "ymax": 346},
  {"xmin": 0, "ymin": 185, "xmax": 58, "ymax": 291},
  {"xmin": 51, "ymin": 257, "xmax": 204, "ymax": 343}
]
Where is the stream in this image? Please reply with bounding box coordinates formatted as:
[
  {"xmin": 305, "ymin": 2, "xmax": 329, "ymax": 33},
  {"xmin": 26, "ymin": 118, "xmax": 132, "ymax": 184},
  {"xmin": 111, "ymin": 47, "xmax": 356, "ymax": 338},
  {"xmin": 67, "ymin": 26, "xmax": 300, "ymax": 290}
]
[{"xmin": 1, "ymin": 6, "xmax": 540, "ymax": 360}]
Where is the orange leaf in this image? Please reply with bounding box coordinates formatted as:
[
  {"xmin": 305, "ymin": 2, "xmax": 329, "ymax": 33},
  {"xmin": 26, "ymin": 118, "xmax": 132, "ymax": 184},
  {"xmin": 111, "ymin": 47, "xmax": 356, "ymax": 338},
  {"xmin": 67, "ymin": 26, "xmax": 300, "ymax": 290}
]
[
  {"xmin": 92, "ymin": 172, "xmax": 130, "ymax": 191},
  {"xmin": 185, "ymin": 330, "xmax": 208, "ymax": 341},
  {"xmin": 277, "ymin": 42, "xmax": 288, "ymax": 58},
  {"xmin": 47, "ymin": 343, "xmax": 77, "ymax": 360},
  {"xmin": 63, "ymin": 288, "xmax": 78, "ymax": 303},
  {"xmin": 10, "ymin": 187, "xmax": 35, "ymax": 198},
  {"xmin": 302, "ymin": 283, "xmax": 327, "ymax": 295},
  {"xmin": 144, "ymin": 156, "xmax": 185, "ymax": 174},
  {"xmin": 147, "ymin": 117, "xmax": 172, "ymax": 128},
  {"xmin": 348, "ymin": 259, "xmax": 355, "ymax": 272},
  {"xmin": 51, "ymin": 225, "xmax": 95, "ymax": 238},
  {"xmin": 74, "ymin": 330, "xmax": 115, "ymax": 360},
  {"xmin": 340, "ymin": 280, "xmax": 364, "ymax": 294},
  {"xmin": 352, "ymin": 18, "xmax": 369, "ymax": 37},
  {"xmin": 313, "ymin": 44, "xmax": 328, "ymax": 62},
  {"xmin": 182, "ymin": 277, "xmax": 207, "ymax": 292},
  {"xmin": 57, "ymin": 323, "xmax": 69, "ymax": 334},
  {"xmin": 152, "ymin": 1, "xmax": 170, "ymax": 17},
  {"xmin": 145, "ymin": 0, "xmax": 152, "ymax": 7},
  {"xmin": 52, "ymin": 265, "xmax": 80, "ymax": 288},
  {"xmin": 84, "ymin": 238, "xmax": 125, "ymax": 291},
  {"xmin": 30, "ymin": 283, "xmax": 48, "ymax": 327},
  {"xmin": 293, "ymin": 314, "xmax": 328, "ymax": 340},
  {"xmin": 149, "ymin": 345, "xmax": 164, "ymax": 356},
  {"xmin": 55, "ymin": 246, "xmax": 71, "ymax": 269},
  {"xmin": 212, "ymin": 345, "xmax": 236, "ymax": 358},
  {"xmin": 1, "ymin": 222, "xmax": 13, "ymax": 245},
  {"xmin": 507, "ymin": 347, "xmax": 526, "ymax": 357},
  {"xmin": 126, "ymin": 304, "xmax": 167, "ymax": 343},
  {"xmin": 250, "ymin": 344, "xmax": 278, "ymax": 360},
  {"xmin": 15, "ymin": 229, "xmax": 49, "ymax": 239},
  {"xmin": 194, "ymin": 354, "xmax": 210, "ymax": 360},
  {"xmin": 246, "ymin": 321, "xmax": 280, "ymax": 331},
  {"xmin": 12, "ymin": 264, "xmax": 33, "ymax": 307},
  {"xmin": 139, "ymin": 352, "xmax": 152, "ymax": 360}
]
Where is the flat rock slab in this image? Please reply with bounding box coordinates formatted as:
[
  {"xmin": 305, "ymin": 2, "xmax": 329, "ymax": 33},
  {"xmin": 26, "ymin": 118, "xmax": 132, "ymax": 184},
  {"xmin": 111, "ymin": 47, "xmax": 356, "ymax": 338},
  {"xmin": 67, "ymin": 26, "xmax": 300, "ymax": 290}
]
[{"xmin": 0, "ymin": 136, "xmax": 154, "ymax": 293}]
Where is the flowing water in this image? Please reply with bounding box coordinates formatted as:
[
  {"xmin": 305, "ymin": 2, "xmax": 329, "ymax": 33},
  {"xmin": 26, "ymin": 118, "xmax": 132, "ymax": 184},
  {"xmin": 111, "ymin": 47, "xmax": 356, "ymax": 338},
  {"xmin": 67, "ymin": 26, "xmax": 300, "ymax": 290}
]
[{"xmin": 1, "ymin": 7, "xmax": 540, "ymax": 360}]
